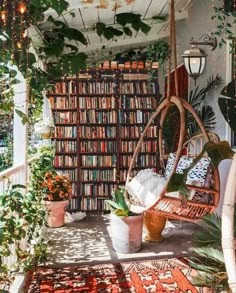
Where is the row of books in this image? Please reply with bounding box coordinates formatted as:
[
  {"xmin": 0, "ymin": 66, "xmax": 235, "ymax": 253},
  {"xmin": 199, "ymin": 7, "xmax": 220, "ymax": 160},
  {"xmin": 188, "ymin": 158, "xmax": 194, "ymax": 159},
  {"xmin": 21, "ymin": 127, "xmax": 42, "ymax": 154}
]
[
  {"xmin": 57, "ymin": 169, "xmax": 78, "ymax": 181},
  {"xmin": 119, "ymin": 96, "xmax": 155, "ymax": 109},
  {"xmin": 119, "ymin": 82, "xmax": 156, "ymax": 95},
  {"xmin": 118, "ymin": 169, "xmax": 139, "ymax": 182},
  {"xmin": 79, "ymin": 110, "xmax": 117, "ymax": 124},
  {"xmin": 54, "ymin": 112, "xmax": 77, "ymax": 123},
  {"xmin": 78, "ymin": 82, "xmax": 114, "ymax": 95},
  {"xmin": 78, "ymin": 96, "xmax": 116, "ymax": 109},
  {"xmin": 55, "ymin": 140, "xmax": 77, "ymax": 152},
  {"xmin": 119, "ymin": 154, "xmax": 157, "ymax": 167},
  {"xmin": 54, "ymin": 155, "xmax": 77, "ymax": 167},
  {"xmin": 80, "ymin": 183, "xmax": 116, "ymax": 196},
  {"xmin": 69, "ymin": 197, "xmax": 110, "ymax": 211},
  {"xmin": 78, "ymin": 126, "xmax": 116, "ymax": 138},
  {"xmin": 54, "ymin": 126, "xmax": 77, "ymax": 138},
  {"xmin": 118, "ymin": 110, "xmax": 152, "ymax": 124},
  {"xmin": 50, "ymin": 96, "xmax": 77, "ymax": 109},
  {"xmin": 53, "ymin": 81, "xmax": 77, "ymax": 94},
  {"xmin": 122, "ymin": 73, "xmax": 149, "ymax": 80},
  {"xmin": 120, "ymin": 140, "xmax": 158, "ymax": 153},
  {"xmin": 119, "ymin": 125, "xmax": 158, "ymax": 138},
  {"xmin": 81, "ymin": 169, "xmax": 116, "ymax": 181},
  {"xmin": 81, "ymin": 155, "xmax": 116, "ymax": 167},
  {"xmin": 80, "ymin": 140, "xmax": 117, "ymax": 153}
]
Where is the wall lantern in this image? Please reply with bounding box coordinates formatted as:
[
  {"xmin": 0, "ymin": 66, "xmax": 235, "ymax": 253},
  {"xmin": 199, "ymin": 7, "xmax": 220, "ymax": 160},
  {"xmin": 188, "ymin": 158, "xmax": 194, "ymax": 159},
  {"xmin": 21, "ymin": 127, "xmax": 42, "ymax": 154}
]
[{"xmin": 182, "ymin": 33, "xmax": 217, "ymax": 84}]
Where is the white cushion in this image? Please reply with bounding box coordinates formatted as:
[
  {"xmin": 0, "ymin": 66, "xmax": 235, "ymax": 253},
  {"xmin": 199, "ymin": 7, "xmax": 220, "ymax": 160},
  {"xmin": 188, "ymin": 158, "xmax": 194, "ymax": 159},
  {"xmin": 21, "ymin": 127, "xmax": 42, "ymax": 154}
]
[{"xmin": 126, "ymin": 169, "xmax": 166, "ymax": 207}]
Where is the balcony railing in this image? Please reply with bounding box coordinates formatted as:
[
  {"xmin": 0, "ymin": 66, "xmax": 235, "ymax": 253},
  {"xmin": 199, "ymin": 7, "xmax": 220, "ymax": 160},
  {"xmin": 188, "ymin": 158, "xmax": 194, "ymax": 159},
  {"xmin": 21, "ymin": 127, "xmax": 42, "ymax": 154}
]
[{"xmin": 0, "ymin": 157, "xmax": 38, "ymax": 290}]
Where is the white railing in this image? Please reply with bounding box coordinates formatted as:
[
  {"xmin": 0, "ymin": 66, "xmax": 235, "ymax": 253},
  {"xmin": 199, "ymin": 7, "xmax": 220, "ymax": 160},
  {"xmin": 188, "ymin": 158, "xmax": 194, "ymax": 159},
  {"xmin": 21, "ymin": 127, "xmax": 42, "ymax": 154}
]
[
  {"xmin": 0, "ymin": 164, "xmax": 26, "ymax": 194},
  {"xmin": 0, "ymin": 158, "xmax": 38, "ymax": 289}
]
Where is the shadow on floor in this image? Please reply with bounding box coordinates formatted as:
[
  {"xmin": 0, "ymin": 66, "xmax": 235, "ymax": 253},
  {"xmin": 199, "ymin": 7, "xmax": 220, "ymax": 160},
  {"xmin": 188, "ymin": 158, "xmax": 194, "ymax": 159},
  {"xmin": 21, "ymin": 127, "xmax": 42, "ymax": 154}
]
[{"xmin": 42, "ymin": 214, "xmax": 199, "ymax": 267}]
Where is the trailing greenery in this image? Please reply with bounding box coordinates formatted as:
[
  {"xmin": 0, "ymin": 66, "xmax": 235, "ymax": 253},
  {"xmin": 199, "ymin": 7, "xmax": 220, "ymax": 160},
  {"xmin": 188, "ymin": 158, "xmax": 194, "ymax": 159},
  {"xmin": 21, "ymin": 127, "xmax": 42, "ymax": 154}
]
[
  {"xmin": 0, "ymin": 185, "xmax": 48, "ymax": 290},
  {"xmin": 0, "ymin": 136, "xmax": 13, "ymax": 172},
  {"xmin": 29, "ymin": 145, "xmax": 55, "ymax": 193},
  {"xmin": 212, "ymin": 0, "xmax": 236, "ymax": 49},
  {"xmin": 146, "ymin": 39, "xmax": 170, "ymax": 78},
  {"xmin": 105, "ymin": 185, "xmax": 138, "ymax": 217},
  {"xmin": 187, "ymin": 208, "xmax": 236, "ymax": 291}
]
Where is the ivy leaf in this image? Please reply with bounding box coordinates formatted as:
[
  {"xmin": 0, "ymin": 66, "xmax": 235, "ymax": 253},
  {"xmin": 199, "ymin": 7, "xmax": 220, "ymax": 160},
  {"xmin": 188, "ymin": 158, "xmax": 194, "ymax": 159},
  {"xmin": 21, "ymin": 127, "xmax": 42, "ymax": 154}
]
[
  {"xmin": 63, "ymin": 28, "xmax": 87, "ymax": 45},
  {"xmin": 109, "ymin": 27, "xmax": 123, "ymax": 36},
  {"xmin": 123, "ymin": 27, "xmax": 132, "ymax": 37},
  {"xmin": 44, "ymin": 41, "xmax": 64, "ymax": 56},
  {"xmin": 132, "ymin": 22, "xmax": 141, "ymax": 32},
  {"xmin": 140, "ymin": 21, "xmax": 151, "ymax": 34},
  {"xmin": 103, "ymin": 28, "xmax": 115, "ymax": 40},
  {"xmin": 65, "ymin": 44, "xmax": 78, "ymax": 54},
  {"xmin": 116, "ymin": 13, "xmax": 141, "ymax": 26},
  {"xmin": 28, "ymin": 52, "xmax": 37, "ymax": 67},
  {"xmin": 50, "ymin": 0, "xmax": 69, "ymax": 15},
  {"xmin": 96, "ymin": 22, "xmax": 106, "ymax": 36},
  {"xmin": 15, "ymin": 109, "xmax": 28, "ymax": 125},
  {"xmin": 62, "ymin": 53, "xmax": 87, "ymax": 74}
]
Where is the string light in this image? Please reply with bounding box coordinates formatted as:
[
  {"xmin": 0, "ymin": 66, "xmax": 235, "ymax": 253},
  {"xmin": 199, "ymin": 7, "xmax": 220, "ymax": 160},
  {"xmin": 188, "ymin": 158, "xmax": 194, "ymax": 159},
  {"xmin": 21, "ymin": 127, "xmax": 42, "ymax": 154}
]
[{"xmin": 17, "ymin": 2, "xmax": 27, "ymax": 15}]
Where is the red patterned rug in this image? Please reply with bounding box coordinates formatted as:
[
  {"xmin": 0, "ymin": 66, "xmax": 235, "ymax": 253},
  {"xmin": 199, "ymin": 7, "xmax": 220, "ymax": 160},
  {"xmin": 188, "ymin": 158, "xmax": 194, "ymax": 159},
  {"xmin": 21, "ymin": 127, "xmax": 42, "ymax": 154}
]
[{"xmin": 25, "ymin": 258, "xmax": 208, "ymax": 293}]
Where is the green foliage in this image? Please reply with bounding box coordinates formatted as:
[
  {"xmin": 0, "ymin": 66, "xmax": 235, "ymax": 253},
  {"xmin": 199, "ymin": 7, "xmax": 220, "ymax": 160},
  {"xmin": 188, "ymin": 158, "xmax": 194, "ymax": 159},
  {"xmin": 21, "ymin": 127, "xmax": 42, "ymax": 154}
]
[
  {"xmin": 29, "ymin": 145, "xmax": 55, "ymax": 195},
  {"xmin": 218, "ymin": 79, "xmax": 236, "ymax": 132},
  {"xmin": 147, "ymin": 39, "xmax": 170, "ymax": 77},
  {"xmin": 105, "ymin": 186, "xmax": 138, "ymax": 217},
  {"xmin": 187, "ymin": 208, "xmax": 236, "ymax": 291},
  {"xmin": 0, "ymin": 136, "xmax": 13, "ymax": 172},
  {"xmin": 212, "ymin": 0, "xmax": 236, "ymax": 49},
  {"xmin": 0, "ymin": 185, "xmax": 48, "ymax": 287}
]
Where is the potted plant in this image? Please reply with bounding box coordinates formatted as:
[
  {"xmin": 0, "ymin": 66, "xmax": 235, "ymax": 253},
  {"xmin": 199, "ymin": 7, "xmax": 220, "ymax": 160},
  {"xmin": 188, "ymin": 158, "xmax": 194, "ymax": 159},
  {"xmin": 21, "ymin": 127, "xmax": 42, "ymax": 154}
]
[
  {"xmin": 41, "ymin": 171, "xmax": 72, "ymax": 228},
  {"xmin": 105, "ymin": 185, "xmax": 143, "ymax": 254}
]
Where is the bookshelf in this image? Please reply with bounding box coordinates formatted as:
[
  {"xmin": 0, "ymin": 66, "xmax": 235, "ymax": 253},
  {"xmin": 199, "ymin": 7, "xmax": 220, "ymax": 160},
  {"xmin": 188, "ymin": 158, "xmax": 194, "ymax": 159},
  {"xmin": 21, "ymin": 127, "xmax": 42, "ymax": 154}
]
[{"xmin": 48, "ymin": 68, "xmax": 159, "ymax": 213}]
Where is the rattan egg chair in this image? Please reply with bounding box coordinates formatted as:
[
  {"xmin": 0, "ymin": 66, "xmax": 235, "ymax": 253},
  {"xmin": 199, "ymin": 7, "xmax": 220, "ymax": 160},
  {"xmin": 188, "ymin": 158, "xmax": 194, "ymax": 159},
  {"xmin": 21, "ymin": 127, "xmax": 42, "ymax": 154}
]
[{"xmin": 124, "ymin": 0, "xmax": 220, "ymax": 223}]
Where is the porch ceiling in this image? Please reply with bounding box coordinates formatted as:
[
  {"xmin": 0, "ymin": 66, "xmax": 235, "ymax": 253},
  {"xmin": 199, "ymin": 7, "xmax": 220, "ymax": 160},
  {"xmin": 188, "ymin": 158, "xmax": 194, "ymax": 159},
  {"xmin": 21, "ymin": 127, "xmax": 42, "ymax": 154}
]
[{"xmin": 41, "ymin": 0, "xmax": 196, "ymax": 64}]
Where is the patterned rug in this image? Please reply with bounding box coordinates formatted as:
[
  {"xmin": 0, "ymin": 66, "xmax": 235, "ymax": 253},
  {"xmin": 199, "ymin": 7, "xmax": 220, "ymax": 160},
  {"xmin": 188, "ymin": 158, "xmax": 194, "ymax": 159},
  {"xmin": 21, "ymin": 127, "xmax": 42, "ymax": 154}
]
[{"xmin": 25, "ymin": 258, "xmax": 207, "ymax": 293}]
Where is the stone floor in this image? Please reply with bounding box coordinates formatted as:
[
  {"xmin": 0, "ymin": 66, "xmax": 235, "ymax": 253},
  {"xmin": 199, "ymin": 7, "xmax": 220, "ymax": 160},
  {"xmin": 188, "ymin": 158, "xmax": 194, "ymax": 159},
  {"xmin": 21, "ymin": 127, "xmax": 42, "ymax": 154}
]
[{"xmin": 42, "ymin": 213, "xmax": 199, "ymax": 267}]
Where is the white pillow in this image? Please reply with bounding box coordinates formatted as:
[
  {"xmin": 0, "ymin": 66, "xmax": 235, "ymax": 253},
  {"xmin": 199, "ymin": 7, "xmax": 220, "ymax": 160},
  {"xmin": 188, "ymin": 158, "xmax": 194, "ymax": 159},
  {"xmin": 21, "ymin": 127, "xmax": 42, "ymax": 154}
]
[{"xmin": 126, "ymin": 169, "xmax": 166, "ymax": 207}]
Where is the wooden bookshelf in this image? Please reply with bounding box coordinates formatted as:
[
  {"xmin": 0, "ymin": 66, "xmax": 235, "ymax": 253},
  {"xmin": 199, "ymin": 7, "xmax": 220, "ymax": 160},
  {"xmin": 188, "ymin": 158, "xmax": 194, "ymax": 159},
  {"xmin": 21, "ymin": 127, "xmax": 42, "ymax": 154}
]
[{"xmin": 48, "ymin": 68, "xmax": 159, "ymax": 213}]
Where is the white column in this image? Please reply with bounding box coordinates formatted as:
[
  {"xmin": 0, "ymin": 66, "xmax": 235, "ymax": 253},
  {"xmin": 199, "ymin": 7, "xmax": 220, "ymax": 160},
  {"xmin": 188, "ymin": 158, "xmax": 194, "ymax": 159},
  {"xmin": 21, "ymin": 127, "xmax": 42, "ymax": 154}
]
[{"xmin": 13, "ymin": 71, "xmax": 28, "ymax": 186}]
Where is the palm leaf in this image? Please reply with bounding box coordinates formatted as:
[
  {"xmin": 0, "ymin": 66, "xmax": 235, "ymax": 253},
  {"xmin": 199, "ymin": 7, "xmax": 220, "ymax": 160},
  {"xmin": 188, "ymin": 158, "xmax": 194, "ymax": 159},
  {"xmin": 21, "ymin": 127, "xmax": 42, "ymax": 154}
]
[{"xmin": 190, "ymin": 247, "xmax": 225, "ymax": 264}]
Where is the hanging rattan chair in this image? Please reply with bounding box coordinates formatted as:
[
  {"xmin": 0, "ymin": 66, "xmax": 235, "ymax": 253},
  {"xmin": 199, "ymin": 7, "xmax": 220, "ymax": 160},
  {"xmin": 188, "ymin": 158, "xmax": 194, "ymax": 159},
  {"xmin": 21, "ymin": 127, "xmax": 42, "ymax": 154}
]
[{"xmin": 124, "ymin": 0, "xmax": 221, "ymax": 223}]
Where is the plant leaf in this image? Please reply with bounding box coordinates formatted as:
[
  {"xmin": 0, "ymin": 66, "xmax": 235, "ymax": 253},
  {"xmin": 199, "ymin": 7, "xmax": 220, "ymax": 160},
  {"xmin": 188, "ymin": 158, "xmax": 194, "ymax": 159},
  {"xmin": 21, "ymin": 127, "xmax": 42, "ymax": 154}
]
[
  {"xmin": 96, "ymin": 22, "xmax": 106, "ymax": 36},
  {"xmin": 63, "ymin": 28, "xmax": 87, "ymax": 45},
  {"xmin": 123, "ymin": 27, "xmax": 132, "ymax": 37},
  {"xmin": 218, "ymin": 98, "xmax": 236, "ymax": 131}
]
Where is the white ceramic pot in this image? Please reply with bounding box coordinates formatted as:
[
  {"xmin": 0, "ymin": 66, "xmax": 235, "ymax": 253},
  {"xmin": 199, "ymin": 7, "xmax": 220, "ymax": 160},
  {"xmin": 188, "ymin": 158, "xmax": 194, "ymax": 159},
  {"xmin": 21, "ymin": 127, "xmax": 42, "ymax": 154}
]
[{"xmin": 111, "ymin": 213, "xmax": 143, "ymax": 253}]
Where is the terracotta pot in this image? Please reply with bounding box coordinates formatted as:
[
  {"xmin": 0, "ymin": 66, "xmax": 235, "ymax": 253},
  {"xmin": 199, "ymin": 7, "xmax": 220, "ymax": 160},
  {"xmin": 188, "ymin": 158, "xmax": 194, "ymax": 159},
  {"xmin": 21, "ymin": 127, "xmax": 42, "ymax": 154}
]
[
  {"xmin": 44, "ymin": 200, "xmax": 69, "ymax": 228},
  {"xmin": 143, "ymin": 210, "xmax": 167, "ymax": 242},
  {"xmin": 111, "ymin": 213, "xmax": 143, "ymax": 253}
]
